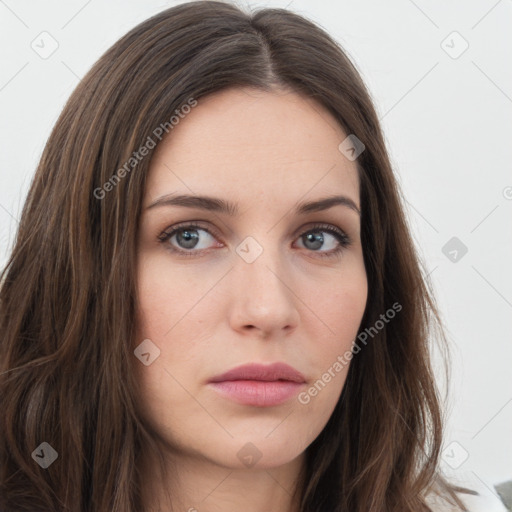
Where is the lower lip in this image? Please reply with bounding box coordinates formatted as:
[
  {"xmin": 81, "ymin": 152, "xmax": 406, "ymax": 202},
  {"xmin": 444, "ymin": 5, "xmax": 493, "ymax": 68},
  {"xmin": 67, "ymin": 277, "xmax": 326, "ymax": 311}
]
[{"xmin": 208, "ymin": 380, "xmax": 304, "ymax": 407}]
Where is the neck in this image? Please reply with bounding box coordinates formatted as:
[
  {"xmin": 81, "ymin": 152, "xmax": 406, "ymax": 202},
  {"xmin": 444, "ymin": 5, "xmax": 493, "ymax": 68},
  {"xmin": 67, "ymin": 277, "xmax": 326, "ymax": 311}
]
[{"xmin": 140, "ymin": 449, "xmax": 306, "ymax": 512}]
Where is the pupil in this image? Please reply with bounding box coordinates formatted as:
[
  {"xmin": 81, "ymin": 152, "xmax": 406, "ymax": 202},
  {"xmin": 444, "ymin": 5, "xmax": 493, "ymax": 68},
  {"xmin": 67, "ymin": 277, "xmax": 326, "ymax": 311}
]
[
  {"xmin": 174, "ymin": 229, "xmax": 326, "ymax": 251},
  {"xmin": 177, "ymin": 229, "xmax": 199, "ymax": 249},
  {"xmin": 305, "ymin": 232, "xmax": 323, "ymax": 250}
]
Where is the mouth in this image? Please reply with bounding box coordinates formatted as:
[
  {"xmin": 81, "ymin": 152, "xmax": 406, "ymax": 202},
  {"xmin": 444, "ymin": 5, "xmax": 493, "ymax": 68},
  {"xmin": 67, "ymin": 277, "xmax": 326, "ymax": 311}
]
[{"xmin": 208, "ymin": 362, "xmax": 306, "ymax": 407}]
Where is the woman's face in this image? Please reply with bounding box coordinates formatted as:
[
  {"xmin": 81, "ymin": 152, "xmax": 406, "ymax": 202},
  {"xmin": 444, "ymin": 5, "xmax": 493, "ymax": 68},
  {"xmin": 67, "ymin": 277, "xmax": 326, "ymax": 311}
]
[{"xmin": 135, "ymin": 87, "xmax": 367, "ymax": 470}]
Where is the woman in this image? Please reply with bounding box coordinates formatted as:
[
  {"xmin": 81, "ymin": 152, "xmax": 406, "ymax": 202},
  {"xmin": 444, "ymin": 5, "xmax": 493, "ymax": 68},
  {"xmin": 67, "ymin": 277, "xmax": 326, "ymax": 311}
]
[{"xmin": 0, "ymin": 1, "xmax": 477, "ymax": 510}]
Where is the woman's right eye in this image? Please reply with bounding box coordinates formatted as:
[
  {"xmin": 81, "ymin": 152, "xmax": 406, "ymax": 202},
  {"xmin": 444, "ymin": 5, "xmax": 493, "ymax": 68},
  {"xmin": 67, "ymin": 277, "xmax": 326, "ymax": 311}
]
[{"xmin": 158, "ymin": 223, "xmax": 221, "ymax": 256}]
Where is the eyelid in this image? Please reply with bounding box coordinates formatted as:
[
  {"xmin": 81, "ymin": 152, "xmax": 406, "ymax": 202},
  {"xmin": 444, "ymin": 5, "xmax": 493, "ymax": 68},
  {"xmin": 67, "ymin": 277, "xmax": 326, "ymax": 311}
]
[
  {"xmin": 291, "ymin": 221, "xmax": 347, "ymax": 239},
  {"xmin": 157, "ymin": 220, "xmax": 220, "ymax": 242},
  {"xmin": 159, "ymin": 219, "xmax": 350, "ymax": 238},
  {"xmin": 158, "ymin": 220, "xmax": 352, "ymax": 256}
]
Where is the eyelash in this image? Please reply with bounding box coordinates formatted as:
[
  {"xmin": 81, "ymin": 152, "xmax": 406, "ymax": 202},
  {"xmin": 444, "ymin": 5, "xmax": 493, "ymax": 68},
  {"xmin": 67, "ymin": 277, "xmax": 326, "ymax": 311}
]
[{"xmin": 157, "ymin": 221, "xmax": 351, "ymax": 259}]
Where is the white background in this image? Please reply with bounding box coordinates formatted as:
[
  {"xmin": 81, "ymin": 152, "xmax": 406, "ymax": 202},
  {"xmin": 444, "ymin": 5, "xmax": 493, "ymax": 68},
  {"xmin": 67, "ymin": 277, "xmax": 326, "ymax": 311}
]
[{"xmin": 1, "ymin": 0, "xmax": 511, "ymax": 507}]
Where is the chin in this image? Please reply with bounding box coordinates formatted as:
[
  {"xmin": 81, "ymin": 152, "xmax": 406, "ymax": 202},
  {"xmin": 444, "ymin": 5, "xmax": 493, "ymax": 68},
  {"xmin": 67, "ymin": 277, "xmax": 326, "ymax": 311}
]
[{"xmin": 199, "ymin": 434, "xmax": 308, "ymax": 471}]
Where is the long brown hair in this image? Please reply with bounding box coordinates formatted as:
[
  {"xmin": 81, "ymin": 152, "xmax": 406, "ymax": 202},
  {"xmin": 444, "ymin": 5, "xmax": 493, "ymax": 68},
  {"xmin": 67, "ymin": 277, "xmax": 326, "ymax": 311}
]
[{"xmin": 0, "ymin": 1, "xmax": 469, "ymax": 510}]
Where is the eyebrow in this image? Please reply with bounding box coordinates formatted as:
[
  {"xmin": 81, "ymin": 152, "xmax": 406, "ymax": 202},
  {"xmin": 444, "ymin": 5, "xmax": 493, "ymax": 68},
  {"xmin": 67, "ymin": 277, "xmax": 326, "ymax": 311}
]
[{"xmin": 146, "ymin": 193, "xmax": 360, "ymax": 216}]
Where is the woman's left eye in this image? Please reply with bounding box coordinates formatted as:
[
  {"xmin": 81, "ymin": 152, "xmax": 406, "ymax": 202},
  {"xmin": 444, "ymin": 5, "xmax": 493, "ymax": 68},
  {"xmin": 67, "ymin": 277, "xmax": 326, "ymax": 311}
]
[
  {"xmin": 158, "ymin": 222, "xmax": 351, "ymax": 258},
  {"xmin": 294, "ymin": 225, "xmax": 351, "ymax": 257}
]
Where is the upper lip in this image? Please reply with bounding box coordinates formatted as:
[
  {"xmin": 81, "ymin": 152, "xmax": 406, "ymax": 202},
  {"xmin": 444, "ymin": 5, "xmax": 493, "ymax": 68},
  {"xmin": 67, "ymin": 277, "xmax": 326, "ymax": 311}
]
[{"xmin": 209, "ymin": 362, "xmax": 306, "ymax": 383}]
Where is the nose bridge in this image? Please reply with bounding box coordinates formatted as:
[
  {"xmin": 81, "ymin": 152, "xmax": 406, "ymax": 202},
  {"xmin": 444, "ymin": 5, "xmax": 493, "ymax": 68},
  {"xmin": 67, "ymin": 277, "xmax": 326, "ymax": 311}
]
[
  {"xmin": 230, "ymin": 232, "xmax": 299, "ymax": 332},
  {"xmin": 234, "ymin": 232, "xmax": 286, "ymax": 294}
]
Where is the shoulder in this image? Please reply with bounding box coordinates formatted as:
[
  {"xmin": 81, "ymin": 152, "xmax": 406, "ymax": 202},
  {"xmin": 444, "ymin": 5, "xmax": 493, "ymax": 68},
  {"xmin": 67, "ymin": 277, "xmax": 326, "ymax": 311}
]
[
  {"xmin": 427, "ymin": 492, "xmax": 508, "ymax": 511},
  {"xmin": 424, "ymin": 474, "xmax": 509, "ymax": 512}
]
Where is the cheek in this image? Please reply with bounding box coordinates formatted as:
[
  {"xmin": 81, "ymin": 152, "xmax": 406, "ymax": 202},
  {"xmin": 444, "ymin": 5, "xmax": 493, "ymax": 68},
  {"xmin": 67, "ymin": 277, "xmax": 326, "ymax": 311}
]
[
  {"xmin": 135, "ymin": 252, "xmax": 207, "ymax": 340},
  {"xmin": 326, "ymin": 284, "xmax": 367, "ymax": 343},
  {"xmin": 134, "ymin": 254, "xmax": 220, "ymax": 394},
  {"xmin": 133, "ymin": 261, "xmax": 209, "ymax": 436},
  {"xmin": 302, "ymin": 258, "xmax": 368, "ymax": 345},
  {"xmin": 298, "ymin": 263, "xmax": 367, "ymax": 393}
]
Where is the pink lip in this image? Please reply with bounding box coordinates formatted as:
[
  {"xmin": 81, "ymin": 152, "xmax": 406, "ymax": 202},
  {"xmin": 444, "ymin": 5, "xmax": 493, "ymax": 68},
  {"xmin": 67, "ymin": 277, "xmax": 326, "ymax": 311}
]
[{"xmin": 208, "ymin": 362, "xmax": 306, "ymax": 407}]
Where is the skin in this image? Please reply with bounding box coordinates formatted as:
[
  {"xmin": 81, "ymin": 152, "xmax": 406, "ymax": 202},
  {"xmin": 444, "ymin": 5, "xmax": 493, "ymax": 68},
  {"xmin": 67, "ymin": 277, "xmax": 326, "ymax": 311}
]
[{"xmin": 134, "ymin": 86, "xmax": 368, "ymax": 512}]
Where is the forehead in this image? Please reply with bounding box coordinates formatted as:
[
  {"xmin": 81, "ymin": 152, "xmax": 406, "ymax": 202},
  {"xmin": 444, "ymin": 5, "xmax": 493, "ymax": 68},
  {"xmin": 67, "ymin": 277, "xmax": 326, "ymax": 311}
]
[{"xmin": 145, "ymin": 87, "xmax": 360, "ymax": 207}]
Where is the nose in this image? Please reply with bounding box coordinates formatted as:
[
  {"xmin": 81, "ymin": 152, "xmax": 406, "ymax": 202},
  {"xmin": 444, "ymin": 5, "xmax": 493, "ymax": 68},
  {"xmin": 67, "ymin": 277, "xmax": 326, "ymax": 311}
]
[{"xmin": 228, "ymin": 240, "xmax": 300, "ymax": 338}]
